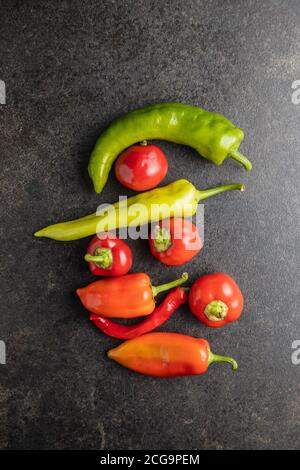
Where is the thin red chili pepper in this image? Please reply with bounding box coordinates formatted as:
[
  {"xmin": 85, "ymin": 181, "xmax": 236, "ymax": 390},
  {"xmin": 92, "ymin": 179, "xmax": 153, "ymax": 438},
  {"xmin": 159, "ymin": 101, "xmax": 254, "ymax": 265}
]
[{"xmin": 89, "ymin": 287, "xmax": 187, "ymax": 339}]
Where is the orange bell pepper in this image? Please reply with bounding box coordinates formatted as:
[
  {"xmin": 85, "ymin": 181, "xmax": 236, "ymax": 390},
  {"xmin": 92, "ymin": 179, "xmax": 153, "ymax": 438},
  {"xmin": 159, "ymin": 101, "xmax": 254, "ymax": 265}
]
[
  {"xmin": 107, "ymin": 332, "xmax": 238, "ymax": 377},
  {"xmin": 76, "ymin": 272, "xmax": 188, "ymax": 318}
]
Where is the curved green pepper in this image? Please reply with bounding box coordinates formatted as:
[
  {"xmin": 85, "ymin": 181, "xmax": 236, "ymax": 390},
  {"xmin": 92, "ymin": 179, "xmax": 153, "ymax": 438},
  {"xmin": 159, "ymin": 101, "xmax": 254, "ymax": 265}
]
[
  {"xmin": 34, "ymin": 179, "xmax": 244, "ymax": 241},
  {"xmin": 88, "ymin": 102, "xmax": 251, "ymax": 193}
]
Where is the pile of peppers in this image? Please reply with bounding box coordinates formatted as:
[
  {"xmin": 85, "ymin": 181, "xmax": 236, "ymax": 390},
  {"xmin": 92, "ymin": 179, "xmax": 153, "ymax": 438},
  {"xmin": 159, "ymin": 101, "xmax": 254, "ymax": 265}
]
[{"xmin": 35, "ymin": 102, "xmax": 252, "ymax": 378}]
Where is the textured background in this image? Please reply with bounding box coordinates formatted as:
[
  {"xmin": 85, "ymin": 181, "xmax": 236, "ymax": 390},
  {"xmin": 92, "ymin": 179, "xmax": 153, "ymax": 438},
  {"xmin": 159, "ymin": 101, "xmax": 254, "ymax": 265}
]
[{"xmin": 0, "ymin": 0, "xmax": 299, "ymax": 450}]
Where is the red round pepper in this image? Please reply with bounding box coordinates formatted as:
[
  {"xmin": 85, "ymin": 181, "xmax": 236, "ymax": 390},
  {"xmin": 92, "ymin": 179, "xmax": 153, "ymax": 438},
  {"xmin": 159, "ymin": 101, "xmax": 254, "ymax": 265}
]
[
  {"xmin": 84, "ymin": 233, "xmax": 132, "ymax": 277},
  {"xmin": 108, "ymin": 332, "xmax": 238, "ymax": 377},
  {"xmin": 189, "ymin": 273, "xmax": 244, "ymax": 328},
  {"xmin": 90, "ymin": 287, "xmax": 187, "ymax": 339},
  {"xmin": 149, "ymin": 218, "xmax": 202, "ymax": 266},
  {"xmin": 115, "ymin": 141, "xmax": 168, "ymax": 191}
]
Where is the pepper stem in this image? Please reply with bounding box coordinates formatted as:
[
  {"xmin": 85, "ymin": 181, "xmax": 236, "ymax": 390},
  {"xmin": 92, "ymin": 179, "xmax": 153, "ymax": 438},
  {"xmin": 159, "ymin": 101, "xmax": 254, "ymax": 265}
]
[
  {"xmin": 204, "ymin": 300, "xmax": 228, "ymax": 321},
  {"xmin": 84, "ymin": 247, "xmax": 113, "ymax": 269},
  {"xmin": 196, "ymin": 182, "xmax": 245, "ymax": 202},
  {"xmin": 228, "ymin": 150, "xmax": 252, "ymax": 171},
  {"xmin": 152, "ymin": 226, "xmax": 172, "ymax": 253},
  {"xmin": 208, "ymin": 349, "xmax": 238, "ymax": 371},
  {"xmin": 152, "ymin": 272, "xmax": 188, "ymax": 297}
]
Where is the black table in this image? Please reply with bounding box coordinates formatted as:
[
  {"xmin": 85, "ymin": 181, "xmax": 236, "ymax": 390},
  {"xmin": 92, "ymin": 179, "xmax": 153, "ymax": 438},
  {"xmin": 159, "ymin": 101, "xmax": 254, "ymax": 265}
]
[{"xmin": 0, "ymin": 0, "xmax": 299, "ymax": 450}]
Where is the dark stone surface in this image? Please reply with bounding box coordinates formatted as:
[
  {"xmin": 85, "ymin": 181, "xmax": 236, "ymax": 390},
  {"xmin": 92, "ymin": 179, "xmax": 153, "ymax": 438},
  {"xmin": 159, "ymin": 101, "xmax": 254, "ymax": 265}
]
[{"xmin": 0, "ymin": 0, "xmax": 299, "ymax": 450}]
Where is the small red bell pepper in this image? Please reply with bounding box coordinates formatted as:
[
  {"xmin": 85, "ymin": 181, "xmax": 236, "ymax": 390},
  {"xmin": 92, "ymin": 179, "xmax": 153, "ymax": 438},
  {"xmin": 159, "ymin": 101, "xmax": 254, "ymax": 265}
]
[
  {"xmin": 84, "ymin": 233, "xmax": 132, "ymax": 276},
  {"xmin": 115, "ymin": 142, "xmax": 168, "ymax": 191},
  {"xmin": 90, "ymin": 287, "xmax": 187, "ymax": 339},
  {"xmin": 149, "ymin": 218, "xmax": 202, "ymax": 266},
  {"xmin": 189, "ymin": 273, "xmax": 244, "ymax": 328},
  {"xmin": 107, "ymin": 332, "xmax": 238, "ymax": 377},
  {"xmin": 77, "ymin": 272, "xmax": 188, "ymax": 318}
]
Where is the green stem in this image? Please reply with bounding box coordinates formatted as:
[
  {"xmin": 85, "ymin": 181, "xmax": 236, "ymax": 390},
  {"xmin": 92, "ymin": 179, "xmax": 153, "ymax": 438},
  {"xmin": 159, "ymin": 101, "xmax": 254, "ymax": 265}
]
[
  {"xmin": 153, "ymin": 226, "xmax": 172, "ymax": 253},
  {"xmin": 152, "ymin": 272, "xmax": 188, "ymax": 297},
  {"xmin": 228, "ymin": 150, "xmax": 252, "ymax": 171},
  {"xmin": 204, "ymin": 300, "xmax": 228, "ymax": 321},
  {"xmin": 208, "ymin": 350, "xmax": 238, "ymax": 371},
  {"xmin": 84, "ymin": 247, "xmax": 113, "ymax": 269},
  {"xmin": 196, "ymin": 182, "xmax": 245, "ymax": 202}
]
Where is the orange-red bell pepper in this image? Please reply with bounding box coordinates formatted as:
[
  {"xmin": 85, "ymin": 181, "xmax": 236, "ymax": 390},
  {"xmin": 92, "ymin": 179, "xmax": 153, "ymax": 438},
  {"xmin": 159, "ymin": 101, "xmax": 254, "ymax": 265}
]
[
  {"xmin": 107, "ymin": 332, "xmax": 238, "ymax": 377},
  {"xmin": 76, "ymin": 272, "xmax": 188, "ymax": 318}
]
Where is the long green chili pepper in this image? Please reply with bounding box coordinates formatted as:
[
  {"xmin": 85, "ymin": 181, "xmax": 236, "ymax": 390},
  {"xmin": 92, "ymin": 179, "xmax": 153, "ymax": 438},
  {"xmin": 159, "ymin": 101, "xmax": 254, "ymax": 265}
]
[
  {"xmin": 89, "ymin": 102, "xmax": 252, "ymax": 193},
  {"xmin": 34, "ymin": 179, "xmax": 244, "ymax": 241}
]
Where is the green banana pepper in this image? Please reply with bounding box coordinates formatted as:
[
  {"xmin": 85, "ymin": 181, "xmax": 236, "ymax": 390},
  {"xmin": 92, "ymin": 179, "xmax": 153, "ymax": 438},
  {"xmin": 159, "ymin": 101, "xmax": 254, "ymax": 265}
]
[
  {"xmin": 34, "ymin": 179, "xmax": 244, "ymax": 241},
  {"xmin": 89, "ymin": 102, "xmax": 252, "ymax": 194}
]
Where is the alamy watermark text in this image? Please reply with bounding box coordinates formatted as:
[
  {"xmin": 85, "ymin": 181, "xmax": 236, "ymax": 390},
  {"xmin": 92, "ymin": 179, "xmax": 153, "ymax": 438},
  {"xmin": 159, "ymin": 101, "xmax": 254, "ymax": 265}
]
[
  {"xmin": 0, "ymin": 80, "xmax": 5, "ymax": 104},
  {"xmin": 0, "ymin": 340, "xmax": 6, "ymax": 365}
]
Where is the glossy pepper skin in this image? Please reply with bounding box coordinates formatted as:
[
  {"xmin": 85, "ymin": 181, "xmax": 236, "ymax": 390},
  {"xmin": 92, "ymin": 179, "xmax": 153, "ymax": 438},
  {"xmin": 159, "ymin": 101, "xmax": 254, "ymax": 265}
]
[
  {"xmin": 115, "ymin": 142, "xmax": 168, "ymax": 191},
  {"xmin": 84, "ymin": 233, "xmax": 132, "ymax": 277},
  {"xmin": 90, "ymin": 287, "xmax": 187, "ymax": 339},
  {"xmin": 189, "ymin": 273, "xmax": 244, "ymax": 328},
  {"xmin": 77, "ymin": 272, "xmax": 188, "ymax": 318},
  {"xmin": 34, "ymin": 179, "xmax": 244, "ymax": 241},
  {"xmin": 149, "ymin": 218, "xmax": 202, "ymax": 266},
  {"xmin": 107, "ymin": 332, "xmax": 238, "ymax": 377},
  {"xmin": 88, "ymin": 102, "xmax": 252, "ymax": 194}
]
